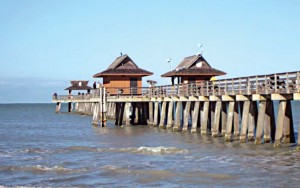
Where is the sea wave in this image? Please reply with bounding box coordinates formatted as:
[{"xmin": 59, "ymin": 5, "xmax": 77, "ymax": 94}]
[
  {"xmin": 107, "ymin": 146, "xmax": 189, "ymax": 155},
  {"xmin": 61, "ymin": 146, "xmax": 188, "ymax": 155},
  {"xmin": 0, "ymin": 165, "xmax": 87, "ymax": 174},
  {"xmin": 22, "ymin": 148, "xmax": 50, "ymax": 154}
]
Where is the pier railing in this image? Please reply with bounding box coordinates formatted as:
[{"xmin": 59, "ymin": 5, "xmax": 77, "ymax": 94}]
[
  {"xmin": 144, "ymin": 71, "xmax": 299, "ymax": 98},
  {"xmin": 53, "ymin": 71, "xmax": 300, "ymax": 101}
]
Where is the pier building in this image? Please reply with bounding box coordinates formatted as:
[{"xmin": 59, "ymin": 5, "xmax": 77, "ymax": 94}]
[
  {"xmin": 161, "ymin": 54, "xmax": 226, "ymax": 85},
  {"xmin": 93, "ymin": 54, "xmax": 153, "ymax": 95}
]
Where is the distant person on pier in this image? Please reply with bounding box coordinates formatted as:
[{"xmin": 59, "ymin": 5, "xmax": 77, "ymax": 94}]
[
  {"xmin": 97, "ymin": 82, "xmax": 101, "ymax": 89},
  {"xmin": 93, "ymin": 82, "xmax": 96, "ymax": 89},
  {"xmin": 53, "ymin": 92, "xmax": 57, "ymax": 99}
]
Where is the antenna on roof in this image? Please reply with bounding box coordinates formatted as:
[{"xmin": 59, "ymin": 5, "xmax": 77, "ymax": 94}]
[
  {"xmin": 166, "ymin": 58, "xmax": 172, "ymax": 71},
  {"xmin": 197, "ymin": 43, "xmax": 203, "ymax": 56}
]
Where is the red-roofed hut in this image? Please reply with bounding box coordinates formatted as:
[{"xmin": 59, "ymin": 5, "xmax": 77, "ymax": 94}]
[{"xmin": 93, "ymin": 54, "xmax": 153, "ymax": 95}]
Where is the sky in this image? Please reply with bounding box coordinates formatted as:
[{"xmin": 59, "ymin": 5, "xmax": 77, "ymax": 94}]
[{"xmin": 0, "ymin": 0, "xmax": 299, "ymax": 103}]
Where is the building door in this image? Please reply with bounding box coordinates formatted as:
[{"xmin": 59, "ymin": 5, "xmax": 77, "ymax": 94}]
[
  {"xmin": 130, "ymin": 77, "xmax": 138, "ymax": 94},
  {"xmin": 189, "ymin": 77, "xmax": 196, "ymax": 94}
]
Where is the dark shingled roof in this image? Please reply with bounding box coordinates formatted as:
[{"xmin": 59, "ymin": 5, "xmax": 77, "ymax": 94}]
[
  {"xmin": 161, "ymin": 54, "xmax": 226, "ymax": 77},
  {"xmin": 93, "ymin": 54, "xmax": 153, "ymax": 77},
  {"xmin": 64, "ymin": 81, "xmax": 92, "ymax": 90}
]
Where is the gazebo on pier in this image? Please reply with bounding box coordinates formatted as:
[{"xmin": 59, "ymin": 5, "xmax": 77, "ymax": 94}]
[
  {"xmin": 161, "ymin": 54, "xmax": 226, "ymax": 85},
  {"xmin": 93, "ymin": 54, "xmax": 153, "ymax": 95},
  {"xmin": 65, "ymin": 80, "xmax": 92, "ymax": 95}
]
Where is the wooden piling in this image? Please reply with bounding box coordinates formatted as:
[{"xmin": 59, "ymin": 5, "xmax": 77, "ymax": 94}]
[
  {"xmin": 274, "ymin": 101, "xmax": 287, "ymax": 147},
  {"xmin": 132, "ymin": 102, "xmax": 140, "ymax": 125},
  {"xmin": 153, "ymin": 102, "xmax": 159, "ymax": 127},
  {"xmin": 248, "ymin": 101, "xmax": 257, "ymax": 141},
  {"xmin": 166, "ymin": 101, "xmax": 174, "ymax": 129},
  {"xmin": 55, "ymin": 102, "xmax": 61, "ymax": 113},
  {"xmin": 182, "ymin": 101, "xmax": 191, "ymax": 132},
  {"xmin": 212, "ymin": 101, "xmax": 222, "ymax": 137},
  {"xmin": 142, "ymin": 103, "xmax": 149, "ymax": 125},
  {"xmin": 221, "ymin": 102, "xmax": 227, "ymax": 136},
  {"xmin": 233, "ymin": 102, "xmax": 240, "ymax": 138},
  {"xmin": 68, "ymin": 102, "xmax": 72, "ymax": 112},
  {"xmin": 191, "ymin": 101, "xmax": 200, "ymax": 133},
  {"xmin": 92, "ymin": 103, "xmax": 99, "ymax": 126},
  {"xmin": 255, "ymin": 101, "xmax": 267, "ymax": 144},
  {"xmin": 118, "ymin": 102, "xmax": 125, "ymax": 126},
  {"xmin": 297, "ymin": 122, "xmax": 300, "ymax": 150},
  {"xmin": 173, "ymin": 101, "xmax": 182, "ymax": 131},
  {"xmin": 264, "ymin": 101, "xmax": 275, "ymax": 143},
  {"xmin": 115, "ymin": 103, "xmax": 120, "ymax": 126},
  {"xmin": 201, "ymin": 101, "xmax": 209, "ymax": 135},
  {"xmin": 283, "ymin": 100, "xmax": 295, "ymax": 143},
  {"xmin": 125, "ymin": 102, "xmax": 131, "ymax": 126},
  {"xmin": 159, "ymin": 101, "xmax": 167, "ymax": 129},
  {"xmin": 148, "ymin": 102, "xmax": 154, "ymax": 126},
  {"xmin": 225, "ymin": 101, "xmax": 235, "ymax": 141},
  {"xmin": 240, "ymin": 101, "xmax": 250, "ymax": 142}
]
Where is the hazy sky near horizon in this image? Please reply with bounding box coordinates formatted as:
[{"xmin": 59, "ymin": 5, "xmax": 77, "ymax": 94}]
[{"xmin": 0, "ymin": 0, "xmax": 300, "ymax": 103}]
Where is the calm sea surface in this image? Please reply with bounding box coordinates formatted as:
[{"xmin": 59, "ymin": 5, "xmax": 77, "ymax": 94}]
[{"xmin": 0, "ymin": 103, "xmax": 300, "ymax": 187}]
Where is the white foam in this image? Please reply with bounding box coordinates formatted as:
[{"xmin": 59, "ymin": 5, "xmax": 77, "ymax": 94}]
[{"xmin": 136, "ymin": 146, "xmax": 188, "ymax": 155}]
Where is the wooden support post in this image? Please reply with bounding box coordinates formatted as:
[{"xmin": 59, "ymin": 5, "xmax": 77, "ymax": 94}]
[
  {"xmin": 182, "ymin": 101, "xmax": 191, "ymax": 132},
  {"xmin": 109, "ymin": 102, "xmax": 113, "ymax": 119},
  {"xmin": 106, "ymin": 103, "xmax": 111, "ymax": 118},
  {"xmin": 264, "ymin": 101, "xmax": 275, "ymax": 143},
  {"xmin": 225, "ymin": 101, "xmax": 235, "ymax": 141},
  {"xmin": 233, "ymin": 102, "xmax": 240, "ymax": 138},
  {"xmin": 118, "ymin": 102, "xmax": 125, "ymax": 126},
  {"xmin": 138, "ymin": 103, "xmax": 143, "ymax": 125},
  {"xmin": 125, "ymin": 102, "xmax": 131, "ymax": 126},
  {"xmin": 191, "ymin": 101, "xmax": 200, "ymax": 133},
  {"xmin": 240, "ymin": 101, "xmax": 250, "ymax": 142},
  {"xmin": 112, "ymin": 102, "xmax": 117, "ymax": 118},
  {"xmin": 167, "ymin": 101, "xmax": 174, "ymax": 129},
  {"xmin": 283, "ymin": 100, "xmax": 295, "ymax": 143},
  {"xmin": 130, "ymin": 103, "xmax": 136, "ymax": 125},
  {"xmin": 209, "ymin": 102, "xmax": 216, "ymax": 134},
  {"xmin": 173, "ymin": 101, "xmax": 182, "ymax": 131},
  {"xmin": 248, "ymin": 101, "xmax": 257, "ymax": 141},
  {"xmin": 134, "ymin": 103, "xmax": 139, "ymax": 124},
  {"xmin": 201, "ymin": 101, "xmax": 209, "ymax": 135},
  {"xmin": 148, "ymin": 102, "xmax": 154, "ymax": 126},
  {"xmin": 297, "ymin": 122, "xmax": 300, "ymax": 150},
  {"xmin": 115, "ymin": 103, "xmax": 120, "ymax": 125},
  {"xmin": 153, "ymin": 102, "xmax": 159, "ymax": 127},
  {"xmin": 75, "ymin": 102, "xmax": 79, "ymax": 112},
  {"xmin": 55, "ymin": 102, "xmax": 61, "ymax": 113},
  {"xmin": 212, "ymin": 101, "xmax": 222, "ymax": 137},
  {"xmin": 68, "ymin": 102, "xmax": 72, "ymax": 112},
  {"xmin": 221, "ymin": 102, "xmax": 227, "ymax": 136},
  {"xmin": 92, "ymin": 103, "xmax": 99, "ymax": 126},
  {"xmin": 143, "ymin": 103, "xmax": 149, "ymax": 125},
  {"xmin": 255, "ymin": 101, "xmax": 267, "ymax": 144},
  {"xmin": 77, "ymin": 103, "xmax": 81, "ymax": 113},
  {"xmin": 159, "ymin": 101, "xmax": 167, "ymax": 129},
  {"xmin": 87, "ymin": 103, "xmax": 92, "ymax": 115},
  {"xmin": 101, "ymin": 87, "xmax": 107, "ymax": 127},
  {"xmin": 274, "ymin": 101, "xmax": 287, "ymax": 147}
]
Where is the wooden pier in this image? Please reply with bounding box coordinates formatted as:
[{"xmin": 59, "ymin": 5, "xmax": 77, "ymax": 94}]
[{"xmin": 53, "ymin": 71, "xmax": 300, "ymax": 147}]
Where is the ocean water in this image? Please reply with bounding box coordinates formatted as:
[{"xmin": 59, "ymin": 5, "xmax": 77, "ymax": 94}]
[{"xmin": 0, "ymin": 103, "xmax": 300, "ymax": 187}]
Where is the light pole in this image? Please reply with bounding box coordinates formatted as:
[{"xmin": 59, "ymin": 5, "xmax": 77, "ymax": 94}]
[
  {"xmin": 197, "ymin": 43, "xmax": 203, "ymax": 55},
  {"xmin": 166, "ymin": 58, "xmax": 172, "ymax": 71}
]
